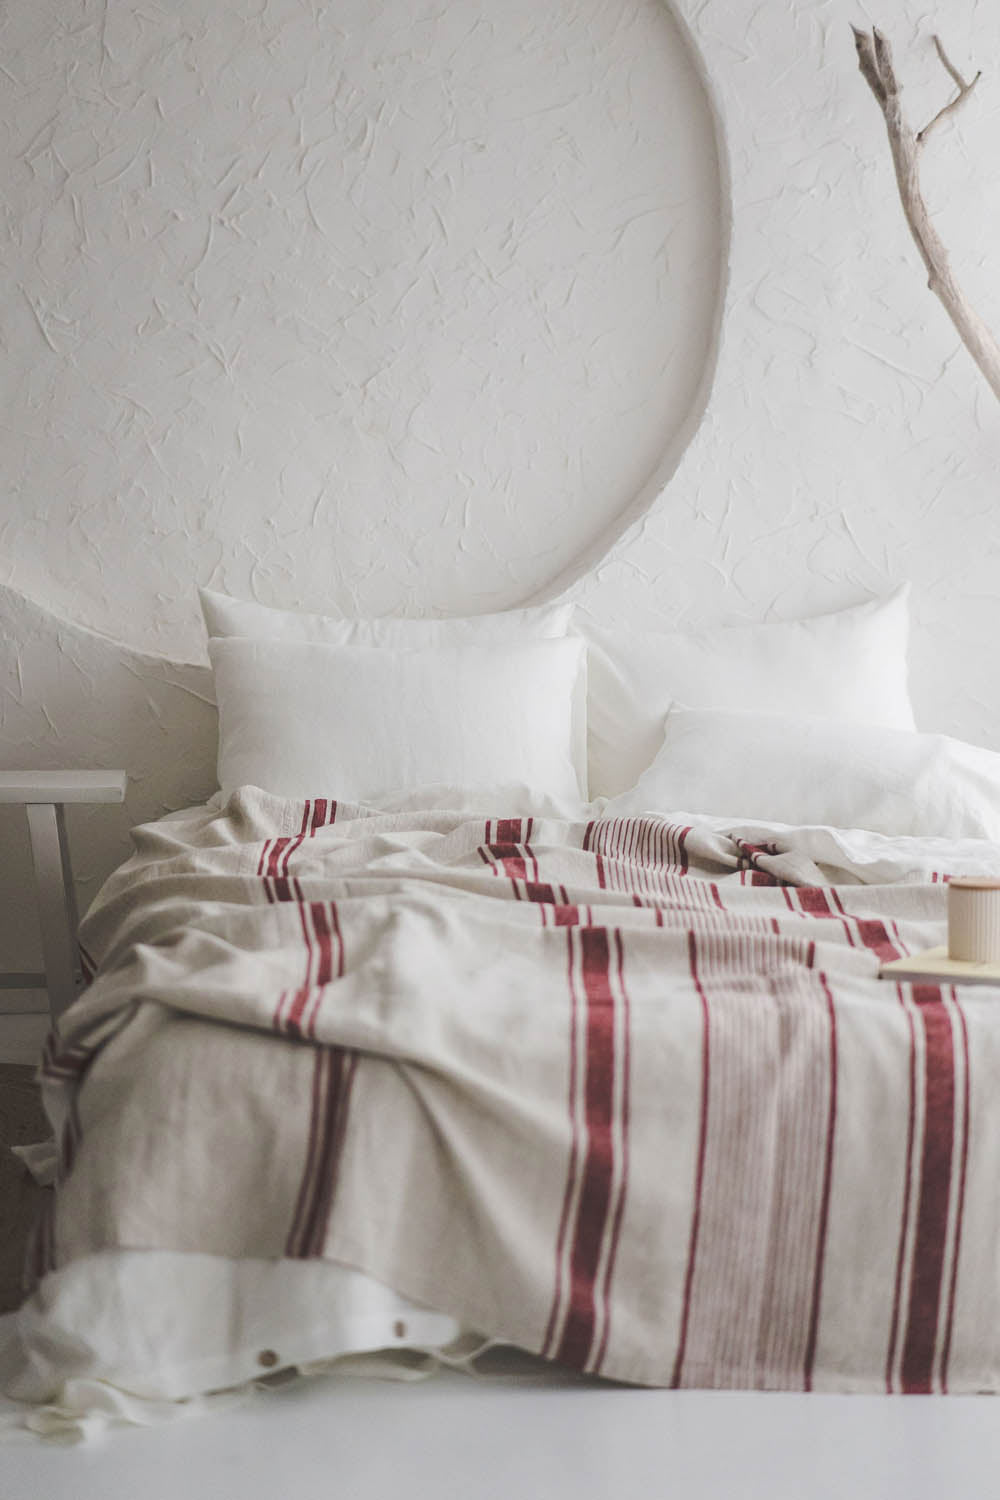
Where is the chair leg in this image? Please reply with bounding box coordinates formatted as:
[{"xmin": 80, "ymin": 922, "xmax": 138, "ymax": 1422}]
[{"xmin": 25, "ymin": 803, "xmax": 80, "ymax": 1028}]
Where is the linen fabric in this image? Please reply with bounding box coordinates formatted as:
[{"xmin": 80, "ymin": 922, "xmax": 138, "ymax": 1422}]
[
  {"xmin": 209, "ymin": 636, "xmax": 587, "ymax": 804},
  {"xmin": 199, "ymin": 588, "xmax": 572, "ymax": 647},
  {"xmin": 17, "ymin": 788, "xmax": 1000, "ymax": 1415},
  {"xmin": 580, "ymin": 586, "xmax": 915, "ymax": 797},
  {"xmin": 1, "ymin": 1249, "xmax": 461, "ymax": 1436},
  {"xmin": 613, "ymin": 705, "xmax": 1000, "ymax": 840}
]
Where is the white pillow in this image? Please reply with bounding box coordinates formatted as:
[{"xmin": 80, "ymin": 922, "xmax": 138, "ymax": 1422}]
[
  {"xmin": 209, "ymin": 636, "xmax": 587, "ymax": 805},
  {"xmin": 580, "ymin": 587, "xmax": 915, "ymax": 798},
  {"xmin": 200, "ymin": 588, "xmax": 571, "ymax": 647},
  {"xmin": 611, "ymin": 705, "xmax": 1000, "ymax": 841}
]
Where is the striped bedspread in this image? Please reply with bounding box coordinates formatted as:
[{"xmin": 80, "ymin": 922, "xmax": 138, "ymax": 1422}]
[{"xmin": 35, "ymin": 789, "xmax": 1000, "ymax": 1393}]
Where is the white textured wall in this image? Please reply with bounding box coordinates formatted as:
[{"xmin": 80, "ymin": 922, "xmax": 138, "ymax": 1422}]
[
  {"xmin": 583, "ymin": 0, "xmax": 1000, "ymax": 753},
  {"xmin": 3, "ymin": 0, "xmax": 1000, "ymax": 1029},
  {"xmin": 1, "ymin": 0, "xmax": 719, "ymax": 646}
]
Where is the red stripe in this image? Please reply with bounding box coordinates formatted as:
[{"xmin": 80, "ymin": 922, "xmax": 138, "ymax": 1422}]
[
  {"xmin": 672, "ymin": 929, "xmax": 711, "ymax": 1387},
  {"xmin": 280, "ymin": 899, "xmax": 317, "ymax": 1035},
  {"xmin": 494, "ymin": 846, "xmax": 528, "ymax": 881},
  {"xmin": 312, "ymin": 903, "xmax": 334, "ymax": 985},
  {"xmin": 261, "ymin": 800, "xmax": 332, "ymax": 903},
  {"xmin": 523, "ymin": 882, "xmax": 557, "ymax": 907},
  {"xmin": 542, "ymin": 926, "xmax": 584, "ymax": 1357},
  {"xmin": 886, "ymin": 985, "xmax": 919, "ymax": 1389},
  {"xmin": 299, "ymin": 1051, "xmax": 357, "ymax": 1258},
  {"xmin": 901, "ymin": 985, "xmax": 956, "ymax": 1393},
  {"xmin": 555, "ymin": 927, "xmax": 618, "ymax": 1370},
  {"xmin": 286, "ymin": 1047, "xmax": 356, "ymax": 1258},
  {"xmin": 524, "ymin": 816, "xmax": 540, "ymax": 884},
  {"xmin": 305, "ymin": 902, "xmax": 345, "ymax": 1038},
  {"xmin": 855, "ymin": 920, "xmax": 902, "ymax": 964},
  {"xmin": 803, "ymin": 972, "xmax": 838, "ymax": 1389},
  {"xmin": 287, "ymin": 1045, "xmax": 328, "ymax": 1253},
  {"xmin": 940, "ymin": 994, "xmax": 970, "ymax": 1391},
  {"xmin": 264, "ymin": 803, "xmax": 312, "ymax": 901},
  {"xmin": 554, "ymin": 905, "xmax": 582, "ymax": 927},
  {"xmin": 593, "ymin": 929, "xmax": 631, "ymax": 1375}
]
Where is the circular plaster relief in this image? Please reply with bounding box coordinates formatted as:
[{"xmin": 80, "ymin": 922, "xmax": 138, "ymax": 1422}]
[{"xmin": 2, "ymin": 0, "xmax": 723, "ymax": 647}]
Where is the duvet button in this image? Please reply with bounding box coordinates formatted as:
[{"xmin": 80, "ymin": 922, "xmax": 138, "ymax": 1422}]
[{"xmin": 257, "ymin": 1349, "xmax": 280, "ymax": 1368}]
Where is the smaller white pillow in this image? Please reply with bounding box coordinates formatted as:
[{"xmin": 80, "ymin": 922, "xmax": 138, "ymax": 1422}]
[
  {"xmin": 580, "ymin": 587, "xmax": 915, "ymax": 798},
  {"xmin": 611, "ymin": 706, "xmax": 1000, "ymax": 841},
  {"xmin": 200, "ymin": 588, "xmax": 571, "ymax": 647},
  {"xmin": 210, "ymin": 636, "xmax": 587, "ymax": 805}
]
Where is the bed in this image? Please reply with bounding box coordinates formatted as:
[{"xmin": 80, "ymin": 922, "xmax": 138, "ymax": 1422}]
[{"xmin": 6, "ymin": 582, "xmax": 1000, "ymax": 1444}]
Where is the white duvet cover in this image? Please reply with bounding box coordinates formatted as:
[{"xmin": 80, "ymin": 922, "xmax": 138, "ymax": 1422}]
[{"xmin": 5, "ymin": 788, "xmax": 1000, "ymax": 1442}]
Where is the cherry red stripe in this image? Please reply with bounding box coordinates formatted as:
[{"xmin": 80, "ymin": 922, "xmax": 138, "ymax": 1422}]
[
  {"xmin": 941, "ymin": 994, "xmax": 970, "ymax": 1391},
  {"xmin": 856, "ymin": 920, "xmax": 902, "ymax": 964},
  {"xmin": 555, "ymin": 927, "xmax": 618, "ymax": 1370},
  {"xmin": 593, "ymin": 929, "xmax": 631, "ymax": 1375},
  {"xmin": 293, "ymin": 1049, "xmax": 357, "ymax": 1258},
  {"xmin": 886, "ymin": 985, "xmax": 919, "ymax": 1390},
  {"xmin": 542, "ymin": 927, "xmax": 584, "ymax": 1357},
  {"xmin": 287, "ymin": 1044, "xmax": 328, "ymax": 1254},
  {"xmin": 901, "ymin": 986, "xmax": 956, "ymax": 1393}
]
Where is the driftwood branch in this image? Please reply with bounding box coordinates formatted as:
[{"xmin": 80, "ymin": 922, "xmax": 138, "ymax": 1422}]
[
  {"xmin": 853, "ymin": 26, "xmax": 1000, "ymax": 404},
  {"xmin": 918, "ymin": 37, "xmax": 981, "ymax": 143}
]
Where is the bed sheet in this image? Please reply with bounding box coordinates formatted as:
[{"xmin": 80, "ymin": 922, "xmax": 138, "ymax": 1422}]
[
  {"xmin": 0, "ymin": 1249, "xmax": 467, "ymax": 1440},
  {"xmin": 6, "ymin": 788, "xmax": 1000, "ymax": 1440}
]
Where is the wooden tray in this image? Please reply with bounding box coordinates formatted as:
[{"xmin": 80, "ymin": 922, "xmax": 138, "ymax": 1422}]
[{"xmin": 879, "ymin": 945, "xmax": 1000, "ymax": 986}]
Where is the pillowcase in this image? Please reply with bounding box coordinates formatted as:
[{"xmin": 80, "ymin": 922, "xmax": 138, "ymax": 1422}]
[
  {"xmin": 610, "ymin": 705, "xmax": 1000, "ymax": 841},
  {"xmin": 209, "ymin": 636, "xmax": 587, "ymax": 805},
  {"xmin": 580, "ymin": 586, "xmax": 915, "ymax": 798},
  {"xmin": 200, "ymin": 588, "xmax": 571, "ymax": 648}
]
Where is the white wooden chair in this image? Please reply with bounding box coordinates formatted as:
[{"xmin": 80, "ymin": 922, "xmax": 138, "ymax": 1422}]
[{"xmin": 0, "ymin": 772, "xmax": 127, "ymax": 1026}]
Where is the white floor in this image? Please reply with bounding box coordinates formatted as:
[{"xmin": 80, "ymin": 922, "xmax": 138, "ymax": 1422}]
[{"xmin": 4, "ymin": 1358, "xmax": 1000, "ymax": 1500}]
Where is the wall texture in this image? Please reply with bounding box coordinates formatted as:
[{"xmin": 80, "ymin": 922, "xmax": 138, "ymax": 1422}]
[
  {"xmin": 3, "ymin": 0, "xmax": 1000, "ymax": 1042},
  {"xmin": 591, "ymin": 0, "xmax": 1000, "ymax": 753},
  {"xmin": 1, "ymin": 0, "xmax": 720, "ymax": 644}
]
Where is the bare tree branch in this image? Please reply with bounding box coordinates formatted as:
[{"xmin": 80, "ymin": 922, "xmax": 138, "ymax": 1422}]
[
  {"xmin": 852, "ymin": 27, "xmax": 886, "ymax": 103},
  {"xmin": 872, "ymin": 28, "xmax": 898, "ymax": 96},
  {"xmin": 853, "ymin": 27, "xmax": 1000, "ymax": 405},
  {"xmin": 933, "ymin": 33, "xmax": 971, "ymax": 92},
  {"xmin": 917, "ymin": 37, "xmax": 981, "ymax": 143}
]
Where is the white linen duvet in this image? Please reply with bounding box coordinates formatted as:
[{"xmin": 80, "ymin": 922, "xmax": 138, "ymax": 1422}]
[{"xmin": 7, "ymin": 781, "xmax": 1000, "ymax": 1444}]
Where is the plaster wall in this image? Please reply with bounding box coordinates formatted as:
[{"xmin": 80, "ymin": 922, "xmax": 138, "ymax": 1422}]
[
  {"xmin": 3, "ymin": 0, "xmax": 1000, "ymax": 1039},
  {"xmin": 1, "ymin": 0, "xmax": 720, "ymax": 641}
]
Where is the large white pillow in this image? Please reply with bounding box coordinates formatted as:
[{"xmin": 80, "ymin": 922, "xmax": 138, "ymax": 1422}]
[
  {"xmin": 200, "ymin": 588, "xmax": 571, "ymax": 647},
  {"xmin": 580, "ymin": 587, "xmax": 915, "ymax": 798},
  {"xmin": 209, "ymin": 636, "xmax": 587, "ymax": 805},
  {"xmin": 611, "ymin": 705, "xmax": 1000, "ymax": 841}
]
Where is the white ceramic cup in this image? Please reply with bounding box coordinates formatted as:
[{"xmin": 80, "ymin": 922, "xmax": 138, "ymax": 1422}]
[{"xmin": 948, "ymin": 877, "xmax": 1000, "ymax": 962}]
